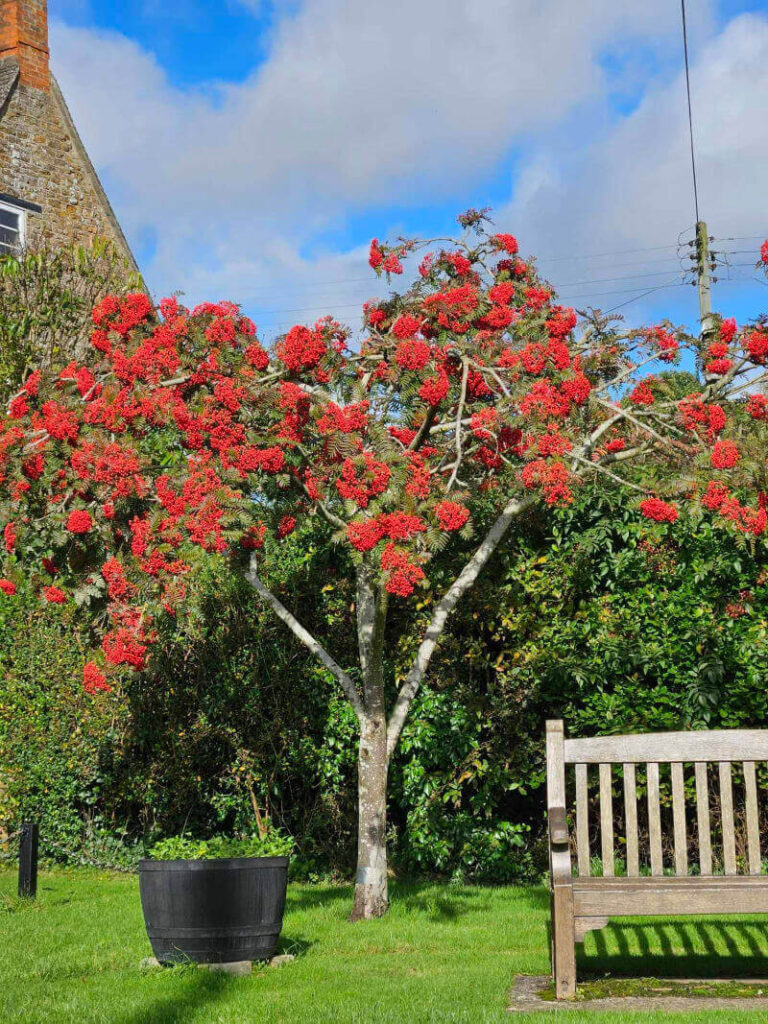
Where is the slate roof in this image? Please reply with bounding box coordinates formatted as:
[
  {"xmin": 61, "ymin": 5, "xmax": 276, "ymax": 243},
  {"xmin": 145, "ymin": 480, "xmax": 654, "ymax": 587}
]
[{"xmin": 0, "ymin": 57, "xmax": 20, "ymax": 117}]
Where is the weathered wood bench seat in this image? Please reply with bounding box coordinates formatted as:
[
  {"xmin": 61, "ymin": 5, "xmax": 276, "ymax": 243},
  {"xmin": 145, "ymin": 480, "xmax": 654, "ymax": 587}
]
[{"xmin": 546, "ymin": 720, "xmax": 768, "ymax": 999}]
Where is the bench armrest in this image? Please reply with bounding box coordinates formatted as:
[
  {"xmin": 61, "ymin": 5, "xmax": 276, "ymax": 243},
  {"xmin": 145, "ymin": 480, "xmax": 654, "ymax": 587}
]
[{"xmin": 549, "ymin": 805, "xmax": 569, "ymax": 846}]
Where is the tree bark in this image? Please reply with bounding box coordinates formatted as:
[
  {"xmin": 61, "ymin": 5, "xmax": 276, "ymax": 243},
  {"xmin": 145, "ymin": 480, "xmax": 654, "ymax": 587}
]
[
  {"xmin": 350, "ymin": 712, "xmax": 389, "ymax": 921},
  {"xmin": 351, "ymin": 566, "xmax": 390, "ymax": 920}
]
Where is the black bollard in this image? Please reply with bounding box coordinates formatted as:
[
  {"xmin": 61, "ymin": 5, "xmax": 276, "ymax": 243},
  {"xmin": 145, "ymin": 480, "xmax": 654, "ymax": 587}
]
[{"xmin": 18, "ymin": 822, "xmax": 39, "ymax": 899}]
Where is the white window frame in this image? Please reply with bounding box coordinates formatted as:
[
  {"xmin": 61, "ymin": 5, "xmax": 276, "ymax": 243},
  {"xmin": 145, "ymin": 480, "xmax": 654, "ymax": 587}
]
[{"xmin": 0, "ymin": 199, "xmax": 26, "ymax": 255}]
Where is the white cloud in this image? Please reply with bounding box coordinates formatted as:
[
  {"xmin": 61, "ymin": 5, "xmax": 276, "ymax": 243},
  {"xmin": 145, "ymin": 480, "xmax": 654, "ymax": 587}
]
[
  {"xmin": 495, "ymin": 13, "xmax": 768, "ymax": 323},
  {"xmin": 51, "ymin": 0, "xmax": 747, "ymax": 330}
]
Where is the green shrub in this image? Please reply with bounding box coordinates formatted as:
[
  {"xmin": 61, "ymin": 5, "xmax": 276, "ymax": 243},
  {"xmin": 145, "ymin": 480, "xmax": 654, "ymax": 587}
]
[
  {"xmin": 0, "ymin": 241, "xmax": 141, "ymax": 400},
  {"xmin": 149, "ymin": 828, "xmax": 292, "ymax": 860},
  {"xmin": 0, "ymin": 579, "xmax": 122, "ymax": 861},
  {"xmin": 3, "ymin": 480, "xmax": 768, "ymax": 881}
]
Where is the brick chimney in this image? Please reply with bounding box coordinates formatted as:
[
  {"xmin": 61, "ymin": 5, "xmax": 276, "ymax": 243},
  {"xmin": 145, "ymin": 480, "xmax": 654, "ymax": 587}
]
[{"xmin": 0, "ymin": 0, "xmax": 49, "ymax": 91}]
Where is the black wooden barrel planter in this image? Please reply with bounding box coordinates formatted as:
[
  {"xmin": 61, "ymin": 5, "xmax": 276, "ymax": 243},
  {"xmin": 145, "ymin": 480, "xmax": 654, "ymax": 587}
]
[{"xmin": 139, "ymin": 856, "xmax": 289, "ymax": 964}]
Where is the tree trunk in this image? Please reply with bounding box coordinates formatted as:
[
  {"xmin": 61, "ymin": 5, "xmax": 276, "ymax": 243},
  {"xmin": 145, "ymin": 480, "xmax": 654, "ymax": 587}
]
[
  {"xmin": 350, "ymin": 713, "xmax": 389, "ymax": 921},
  {"xmin": 351, "ymin": 566, "xmax": 389, "ymax": 921}
]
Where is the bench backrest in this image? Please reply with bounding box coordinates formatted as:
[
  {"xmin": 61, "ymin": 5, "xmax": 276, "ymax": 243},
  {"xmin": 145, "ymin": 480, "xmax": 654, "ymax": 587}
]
[{"xmin": 547, "ymin": 720, "xmax": 768, "ymax": 878}]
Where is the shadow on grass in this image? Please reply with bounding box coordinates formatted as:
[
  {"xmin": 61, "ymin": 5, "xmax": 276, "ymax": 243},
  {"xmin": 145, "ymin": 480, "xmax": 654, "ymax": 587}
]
[
  {"xmin": 285, "ymin": 885, "xmax": 352, "ymax": 912},
  {"xmin": 287, "ymin": 879, "xmax": 549, "ymax": 919},
  {"xmin": 275, "ymin": 935, "xmax": 313, "ymax": 958},
  {"xmin": 510, "ymin": 885, "xmax": 550, "ymax": 911},
  {"xmin": 395, "ymin": 884, "xmax": 516, "ymax": 920},
  {"xmin": 580, "ymin": 918, "xmax": 768, "ymax": 980},
  {"xmin": 114, "ymin": 970, "xmax": 232, "ymax": 1024}
]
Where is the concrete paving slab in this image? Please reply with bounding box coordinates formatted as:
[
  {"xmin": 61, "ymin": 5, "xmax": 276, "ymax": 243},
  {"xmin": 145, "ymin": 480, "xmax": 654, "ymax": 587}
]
[{"xmin": 508, "ymin": 975, "xmax": 768, "ymax": 1013}]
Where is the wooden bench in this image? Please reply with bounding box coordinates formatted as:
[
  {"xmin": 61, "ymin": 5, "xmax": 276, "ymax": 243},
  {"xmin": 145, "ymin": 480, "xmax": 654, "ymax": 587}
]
[{"xmin": 546, "ymin": 719, "xmax": 768, "ymax": 999}]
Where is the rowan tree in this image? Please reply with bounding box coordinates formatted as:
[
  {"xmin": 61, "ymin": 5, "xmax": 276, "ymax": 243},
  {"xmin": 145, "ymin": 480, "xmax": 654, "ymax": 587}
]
[{"xmin": 2, "ymin": 212, "xmax": 768, "ymax": 919}]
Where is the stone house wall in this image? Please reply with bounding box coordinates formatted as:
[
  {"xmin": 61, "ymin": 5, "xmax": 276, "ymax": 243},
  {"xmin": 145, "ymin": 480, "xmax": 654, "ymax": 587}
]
[
  {"xmin": 0, "ymin": 70, "xmax": 136, "ymax": 262},
  {"xmin": 0, "ymin": 0, "xmax": 137, "ymax": 268}
]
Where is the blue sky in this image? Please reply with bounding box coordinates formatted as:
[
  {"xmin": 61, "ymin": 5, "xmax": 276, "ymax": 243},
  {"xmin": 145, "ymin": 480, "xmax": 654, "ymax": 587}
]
[
  {"xmin": 51, "ymin": 0, "xmax": 277, "ymax": 87},
  {"xmin": 49, "ymin": 0, "xmax": 768, "ymax": 341}
]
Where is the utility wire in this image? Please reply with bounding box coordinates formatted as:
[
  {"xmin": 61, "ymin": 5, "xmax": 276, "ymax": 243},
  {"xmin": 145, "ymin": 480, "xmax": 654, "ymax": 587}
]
[
  {"xmin": 680, "ymin": 0, "xmax": 700, "ymax": 224},
  {"xmin": 259, "ymin": 250, "xmax": 683, "ymax": 296},
  {"xmin": 198, "ymin": 253, "xmax": 686, "ymax": 307},
  {"xmin": 245, "ymin": 228, "xmax": 761, "ymax": 330},
  {"xmin": 257, "ymin": 282, "xmax": 690, "ymax": 330},
  {"xmin": 252, "ymin": 269, "xmax": 689, "ymax": 318},
  {"xmin": 605, "ymin": 281, "xmax": 685, "ymax": 314},
  {"xmin": 554, "ymin": 269, "xmax": 685, "ymax": 289},
  {"xmin": 221, "ymin": 238, "xmax": 763, "ymax": 308},
  {"xmin": 535, "ymin": 243, "xmax": 679, "ymax": 264}
]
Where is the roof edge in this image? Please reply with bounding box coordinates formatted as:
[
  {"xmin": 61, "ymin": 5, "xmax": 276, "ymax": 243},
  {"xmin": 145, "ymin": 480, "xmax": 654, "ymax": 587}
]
[
  {"xmin": 0, "ymin": 56, "xmax": 20, "ymax": 119},
  {"xmin": 49, "ymin": 72, "xmax": 142, "ymax": 280}
]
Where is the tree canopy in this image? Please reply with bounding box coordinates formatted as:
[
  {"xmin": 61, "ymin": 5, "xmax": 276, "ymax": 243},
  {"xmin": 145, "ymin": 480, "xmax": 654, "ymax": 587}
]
[{"xmin": 2, "ymin": 212, "xmax": 768, "ymax": 915}]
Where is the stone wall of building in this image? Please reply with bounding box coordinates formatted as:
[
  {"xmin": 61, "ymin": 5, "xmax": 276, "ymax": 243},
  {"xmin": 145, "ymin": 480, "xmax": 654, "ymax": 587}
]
[{"xmin": 0, "ymin": 70, "xmax": 136, "ymax": 265}]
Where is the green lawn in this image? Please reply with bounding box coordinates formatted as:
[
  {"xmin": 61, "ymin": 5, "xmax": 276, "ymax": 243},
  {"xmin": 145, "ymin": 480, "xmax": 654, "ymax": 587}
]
[{"xmin": 4, "ymin": 869, "xmax": 768, "ymax": 1022}]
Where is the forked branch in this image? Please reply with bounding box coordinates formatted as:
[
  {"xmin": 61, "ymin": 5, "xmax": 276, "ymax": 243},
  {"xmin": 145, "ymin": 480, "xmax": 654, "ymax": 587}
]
[
  {"xmin": 246, "ymin": 555, "xmax": 365, "ymax": 721},
  {"xmin": 386, "ymin": 493, "xmax": 537, "ymax": 755}
]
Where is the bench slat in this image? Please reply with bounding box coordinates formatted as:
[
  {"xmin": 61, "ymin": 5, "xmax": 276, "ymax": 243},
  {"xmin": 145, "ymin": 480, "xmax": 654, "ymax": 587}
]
[
  {"xmin": 576, "ymin": 874, "xmax": 768, "ymax": 888},
  {"xmin": 695, "ymin": 761, "xmax": 713, "ymax": 876},
  {"xmin": 647, "ymin": 762, "xmax": 663, "ymax": 877},
  {"xmin": 623, "ymin": 762, "xmax": 639, "ymax": 877},
  {"xmin": 573, "ymin": 875, "xmax": 768, "ymax": 918},
  {"xmin": 599, "ymin": 763, "xmax": 614, "ymax": 876},
  {"xmin": 719, "ymin": 761, "xmax": 737, "ymax": 875},
  {"xmin": 565, "ymin": 730, "xmax": 768, "ymax": 765},
  {"xmin": 575, "ymin": 763, "xmax": 590, "ymax": 877},
  {"xmin": 744, "ymin": 760, "xmax": 761, "ymax": 876},
  {"xmin": 671, "ymin": 762, "xmax": 687, "ymax": 876}
]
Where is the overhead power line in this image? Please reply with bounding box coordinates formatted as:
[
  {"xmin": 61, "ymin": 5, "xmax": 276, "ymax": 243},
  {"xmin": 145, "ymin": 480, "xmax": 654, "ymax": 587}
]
[
  {"xmin": 242, "ymin": 226, "xmax": 762, "ymax": 334},
  {"xmin": 252, "ymin": 269, "xmax": 688, "ymax": 318},
  {"xmin": 238, "ymin": 250, "xmax": 686, "ymax": 304},
  {"xmin": 535, "ymin": 243, "xmax": 679, "ymax": 264},
  {"xmin": 555, "ymin": 269, "xmax": 684, "ymax": 289},
  {"xmin": 605, "ymin": 281, "xmax": 686, "ymax": 313},
  {"xmin": 256, "ymin": 281, "xmax": 690, "ymax": 330},
  {"xmin": 680, "ymin": 0, "xmax": 700, "ymax": 225}
]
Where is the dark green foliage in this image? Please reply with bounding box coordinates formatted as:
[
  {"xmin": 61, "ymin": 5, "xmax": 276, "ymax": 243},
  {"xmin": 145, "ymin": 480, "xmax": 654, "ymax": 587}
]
[
  {"xmin": 392, "ymin": 484, "xmax": 768, "ymax": 880},
  {"xmin": 2, "ymin": 483, "xmax": 768, "ymax": 880},
  {"xmin": 0, "ymin": 581, "xmax": 122, "ymax": 856}
]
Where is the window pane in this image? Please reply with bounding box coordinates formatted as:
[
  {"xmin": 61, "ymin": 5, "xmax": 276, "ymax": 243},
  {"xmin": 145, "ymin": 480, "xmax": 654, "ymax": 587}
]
[
  {"xmin": 0, "ymin": 208, "xmax": 19, "ymax": 229},
  {"xmin": 0, "ymin": 226, "xmax": 18, "ymax": 246}
]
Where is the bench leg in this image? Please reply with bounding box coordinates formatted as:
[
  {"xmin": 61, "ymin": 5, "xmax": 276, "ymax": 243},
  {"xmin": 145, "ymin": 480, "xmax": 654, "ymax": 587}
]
[{"xmin": 551, "ymin": 883, "xmax": 576, "ymax": 1000}]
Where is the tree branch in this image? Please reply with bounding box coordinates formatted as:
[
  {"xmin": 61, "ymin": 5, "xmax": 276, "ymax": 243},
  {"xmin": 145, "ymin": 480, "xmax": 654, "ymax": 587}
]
[
  {"xmin": 246, "ymin": 555, "xmax": 365, "ymax": 721},
  {"xmin": 385, "ymin": 493, "xmax": 537, "ymax": 756},
  {"xmin": 577, "ymin": 412, "xmax": 624, "ymax": 458},
  {"xmin": 408, "ymin": 404, "xmax": 439, "ymax": 452},
  {"xmin": 446, "ymin": 359, "xmax": 469, "ymax": 493},
  {"xmin": 593, "ymin": 351, "xmax": 667, "ymax": 396},
  {"xmin": 595, "ymin": 399, "xmax": 679, "ymax": 450},
  {"xmin": 570, "ymin": 453, "xmax": 647, "ymax": 492},
  {"xmin": 470, "ymin": 359, "xmax": 511, "ymax": 398}
]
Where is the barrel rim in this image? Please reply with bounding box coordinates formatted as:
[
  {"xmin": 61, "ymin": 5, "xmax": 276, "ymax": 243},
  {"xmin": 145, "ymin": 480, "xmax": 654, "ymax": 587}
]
[{"xmin": 139, "ymin": 856, "xmax": 290, "ymax": 871}]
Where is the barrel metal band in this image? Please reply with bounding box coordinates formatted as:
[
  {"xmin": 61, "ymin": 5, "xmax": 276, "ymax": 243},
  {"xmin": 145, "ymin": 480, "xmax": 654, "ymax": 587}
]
[{"xmin": 147, "ymin": 924, "xmax": 280, "ymax": 939}]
